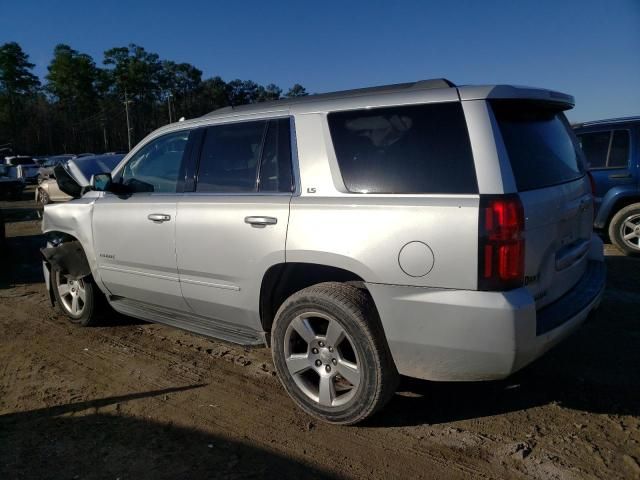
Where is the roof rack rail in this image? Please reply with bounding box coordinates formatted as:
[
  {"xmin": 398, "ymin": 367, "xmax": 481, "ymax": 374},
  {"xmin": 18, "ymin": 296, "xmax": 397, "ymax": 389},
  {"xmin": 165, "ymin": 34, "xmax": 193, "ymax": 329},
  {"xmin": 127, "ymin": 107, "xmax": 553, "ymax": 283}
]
[
  {"xmin": 204, "ymin": 78, "xmax": 456, "ymax": 117},
  {"xmin": 574, "ymin": 116, "xmax": 640, "ymax": 127}
]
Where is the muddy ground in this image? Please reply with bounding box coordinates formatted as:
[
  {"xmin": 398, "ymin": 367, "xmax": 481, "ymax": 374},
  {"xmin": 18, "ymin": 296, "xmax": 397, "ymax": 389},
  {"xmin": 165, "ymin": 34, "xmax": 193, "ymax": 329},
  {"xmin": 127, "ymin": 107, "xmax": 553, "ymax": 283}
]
[{"xmin": 0, "ymin": 189, "xmax": 639, "ymax": 480}]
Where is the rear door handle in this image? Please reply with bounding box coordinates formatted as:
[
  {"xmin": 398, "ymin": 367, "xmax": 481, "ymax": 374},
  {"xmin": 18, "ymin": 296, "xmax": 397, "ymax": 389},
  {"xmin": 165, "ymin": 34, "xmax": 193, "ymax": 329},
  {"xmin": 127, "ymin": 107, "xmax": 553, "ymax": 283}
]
[
  {"xmin": 245, "ymin": 216, "xmax": 277, "ymax": 227},
  {"xmin": 608, "ymin": 173, "xmax": 632, "ymax": 179},
  {"xmin": 148, "ymin": 213, "xmax": 171, "ymax": 223}
]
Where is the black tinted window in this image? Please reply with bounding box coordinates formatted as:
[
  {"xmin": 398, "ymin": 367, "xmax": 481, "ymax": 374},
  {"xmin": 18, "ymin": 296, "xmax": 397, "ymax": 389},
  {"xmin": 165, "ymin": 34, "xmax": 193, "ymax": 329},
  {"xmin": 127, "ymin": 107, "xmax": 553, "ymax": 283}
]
[
  {"xmin": 328, "ymin": 103, "xmax": 477, "ymax": 194},
  {"xmin": 609, "ymin": 130, "xmax": 630, "ymax": 168},
  {"xmin": 197, "ymin": 121, "xmax": 266, "ymax": 193},
  {"xmin": 578, "ymin": 132, "xmax": 610, "ymax": 169},
  {"xmin": 492, "ymin": 102, "xmax": 583, "ymax": 191},
  {"xmin": 259, "ymin": 119, "xmax": 293, "ymax": 193}
]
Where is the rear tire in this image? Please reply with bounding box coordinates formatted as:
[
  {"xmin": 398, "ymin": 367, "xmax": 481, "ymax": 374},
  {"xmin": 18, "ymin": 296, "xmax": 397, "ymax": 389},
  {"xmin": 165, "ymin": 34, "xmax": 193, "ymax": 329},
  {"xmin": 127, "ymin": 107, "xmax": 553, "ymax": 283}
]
[
  {"xmin": 271, "ymin": 282, "xmax": 398, "ymax": 425},
  {"xmin": 609, "ymin": 203, "xmax": 640, "ymax": 256},
  {"xmin": 51, "ymin": 267, "xmax": 103, "ymax": 326}
]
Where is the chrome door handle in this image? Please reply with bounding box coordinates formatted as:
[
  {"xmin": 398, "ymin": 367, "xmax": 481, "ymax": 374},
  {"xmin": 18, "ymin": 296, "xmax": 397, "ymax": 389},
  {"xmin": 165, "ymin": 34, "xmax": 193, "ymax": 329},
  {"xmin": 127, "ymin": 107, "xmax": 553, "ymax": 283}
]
[
  {"xmin": 148, "ymin": 213, "xmax": 171, "ymax": 223},
  {"xmin": 245, "ymin": 216, "xmax": 277, "ymax": 227}
]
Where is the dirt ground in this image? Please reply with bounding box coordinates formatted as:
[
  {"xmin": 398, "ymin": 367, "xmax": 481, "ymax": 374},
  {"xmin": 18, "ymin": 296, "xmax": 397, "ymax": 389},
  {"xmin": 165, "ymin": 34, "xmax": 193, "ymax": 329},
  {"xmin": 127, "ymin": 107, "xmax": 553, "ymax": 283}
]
[{"xmin": 1, "ymin": 189, "xmax": 639, "ymax": 480}]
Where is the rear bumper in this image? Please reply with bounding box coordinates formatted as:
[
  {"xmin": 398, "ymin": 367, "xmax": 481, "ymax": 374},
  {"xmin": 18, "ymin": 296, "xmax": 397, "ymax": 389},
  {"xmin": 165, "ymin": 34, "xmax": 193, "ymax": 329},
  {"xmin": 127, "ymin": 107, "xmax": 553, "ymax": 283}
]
[{"xmin": 368, "ymin": 239, "xmax": 606, "ymax": 381}]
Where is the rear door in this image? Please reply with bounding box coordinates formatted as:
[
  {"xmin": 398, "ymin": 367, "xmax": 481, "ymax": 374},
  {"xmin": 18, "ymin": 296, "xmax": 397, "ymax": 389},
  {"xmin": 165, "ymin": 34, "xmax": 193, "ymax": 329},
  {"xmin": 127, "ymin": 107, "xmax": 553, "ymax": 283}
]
[
  {"xmin": 176, "ymin": 118, "xmax": 294, "ymax": 329},
  {"xmin": 575, "ymin": 128, "xmax": 636, "ymax": 213},
  {"xmin": 491, "ymin": 101, "xmax": 593, "ymax": 309}
]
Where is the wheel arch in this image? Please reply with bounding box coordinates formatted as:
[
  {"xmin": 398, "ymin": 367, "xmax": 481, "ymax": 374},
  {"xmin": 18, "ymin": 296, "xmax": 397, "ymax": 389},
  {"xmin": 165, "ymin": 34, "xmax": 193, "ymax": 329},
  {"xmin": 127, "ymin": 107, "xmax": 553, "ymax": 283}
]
[
  {"xmin": 41, "ymin": 230, "xmax": 95, "ymax": 306},
  {"xmin": 259, "ymin": 262, "xmax": 374, "ymax": 341},
  {"xmin": 596, "ymin": 187, "xmax": 640, "ymax": 230}
]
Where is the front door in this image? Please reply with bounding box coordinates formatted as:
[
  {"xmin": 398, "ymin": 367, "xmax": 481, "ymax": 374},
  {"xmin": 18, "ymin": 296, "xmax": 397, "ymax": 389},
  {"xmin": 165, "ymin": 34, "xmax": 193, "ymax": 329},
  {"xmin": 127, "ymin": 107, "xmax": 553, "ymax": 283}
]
[
  {"xmin": 93, "ymin": 129, "xmax": 192, "ymax": 311},
  {"xmin": 176, "ymin": 117, "xmax": 294, "ymax": 330}
]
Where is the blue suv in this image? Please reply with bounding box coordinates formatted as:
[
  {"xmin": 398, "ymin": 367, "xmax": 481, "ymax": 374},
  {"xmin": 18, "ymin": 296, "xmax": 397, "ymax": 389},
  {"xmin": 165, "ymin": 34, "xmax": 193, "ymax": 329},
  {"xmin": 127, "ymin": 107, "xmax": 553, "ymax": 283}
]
[{"xmin": 574, "ymin": 117, "xmax": 640, "ymax": 255}]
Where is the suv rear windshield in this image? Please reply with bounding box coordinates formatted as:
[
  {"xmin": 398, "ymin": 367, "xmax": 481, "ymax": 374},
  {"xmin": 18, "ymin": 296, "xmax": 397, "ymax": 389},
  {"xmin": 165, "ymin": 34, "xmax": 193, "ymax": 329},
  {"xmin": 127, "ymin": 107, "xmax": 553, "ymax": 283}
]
[
  {"xmin": 328, "ymin": 102, "xmax": 478, "ymax": 194},
  {"xmin": 491, "ymin": 101, "xmax": 584, "ymax": 191}
]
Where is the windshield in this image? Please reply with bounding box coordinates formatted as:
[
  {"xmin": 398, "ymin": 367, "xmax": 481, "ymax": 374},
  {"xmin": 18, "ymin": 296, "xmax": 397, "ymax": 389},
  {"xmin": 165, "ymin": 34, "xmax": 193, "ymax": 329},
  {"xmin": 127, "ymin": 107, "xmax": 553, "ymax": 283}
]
[{"xmin": 491, "ymin": 101, "xmax": 584, "ymax": 191}]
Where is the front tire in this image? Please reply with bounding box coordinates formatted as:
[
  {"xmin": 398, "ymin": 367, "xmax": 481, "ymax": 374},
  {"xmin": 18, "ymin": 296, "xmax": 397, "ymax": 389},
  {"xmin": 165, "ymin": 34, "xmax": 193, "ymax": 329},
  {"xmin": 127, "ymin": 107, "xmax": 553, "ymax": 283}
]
[
  {"xmin": 51, "ymin": 268, "xmax": 101, "ymax": 326},
  {"xmin": 271, "ymin": 282, "xmax": 398, "ymax": 425},
  {"xmin": 609, "ymin": 203, "xmax": 640, "ymax": 256},
  {"xmin": 38, "ymin": 189, "xmax": 50, "ymax": 205}
]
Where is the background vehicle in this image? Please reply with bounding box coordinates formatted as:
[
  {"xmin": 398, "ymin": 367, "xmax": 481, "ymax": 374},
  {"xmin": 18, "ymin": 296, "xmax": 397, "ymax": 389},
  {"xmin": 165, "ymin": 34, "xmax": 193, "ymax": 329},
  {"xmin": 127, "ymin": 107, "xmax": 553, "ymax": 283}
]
[
  {"xmin": 37, "ymin": 155, "xmax": 75, "ymax": 182},
  {"xmin": 4, "ymin": 156, "xmax": 39, "ymax": 184},
  {"xmin": 574, "ymin": 117, "xmax": 640, "ymax": 255},
  {"xmin": 36, "ymin": 178, "xmax": 71, "ymax": 204},
  {"xmin": 0, "ymin": 165, "xmax": 25, "ymax": 200},
  {"xmin": 41, "ymin": 80, "xmax": 605, "ymax": 425}
]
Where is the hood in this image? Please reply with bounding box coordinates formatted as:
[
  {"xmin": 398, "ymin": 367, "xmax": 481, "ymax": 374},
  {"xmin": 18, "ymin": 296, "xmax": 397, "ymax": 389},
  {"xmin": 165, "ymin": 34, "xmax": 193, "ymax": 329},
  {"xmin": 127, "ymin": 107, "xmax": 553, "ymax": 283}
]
[{"xmin": 54, "ymin": 154, "xmax": 124, "ymax": 198}]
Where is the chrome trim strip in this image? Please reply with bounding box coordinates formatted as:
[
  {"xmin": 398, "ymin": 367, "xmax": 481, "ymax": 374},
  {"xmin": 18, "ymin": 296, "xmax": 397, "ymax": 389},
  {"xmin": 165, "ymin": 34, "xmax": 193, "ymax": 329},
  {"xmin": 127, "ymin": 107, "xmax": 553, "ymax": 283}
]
[
  {"xmin": 179, "ymin": 277, "xmax": 241, "ymax": 291},
  {"xmin": 99, "ymin": 265, "xmax": 180, "ymax": 282}
]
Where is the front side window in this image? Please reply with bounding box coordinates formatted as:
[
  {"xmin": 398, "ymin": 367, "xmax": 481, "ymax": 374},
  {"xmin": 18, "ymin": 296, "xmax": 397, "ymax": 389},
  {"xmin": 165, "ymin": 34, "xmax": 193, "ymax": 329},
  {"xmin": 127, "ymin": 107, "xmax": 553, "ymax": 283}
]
[
  {"xmin": 328, "ymin": 102, "xmax": 477, "ymax": 194},
  {"xmin": 120, "ymin": 130, "xmax": 190, "ymax": 193}
]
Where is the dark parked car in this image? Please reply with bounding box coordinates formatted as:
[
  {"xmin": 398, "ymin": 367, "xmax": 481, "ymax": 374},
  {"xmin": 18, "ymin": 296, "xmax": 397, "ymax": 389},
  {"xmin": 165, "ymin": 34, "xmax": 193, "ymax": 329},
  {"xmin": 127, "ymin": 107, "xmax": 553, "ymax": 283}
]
[
  {"xmin": 574, "ymin": 117, "xmax": 640, "ymax": 255},
  {"xmin": 0, "ymin": 208, "xmax": 5, "ymax": 251},
  {"xmin": 4, "ymin": 156, "xmax": 40, "ymax": 184},
  {"xmin": 0, "ymin": 165, "xmax": 25, "ymax": 200}
]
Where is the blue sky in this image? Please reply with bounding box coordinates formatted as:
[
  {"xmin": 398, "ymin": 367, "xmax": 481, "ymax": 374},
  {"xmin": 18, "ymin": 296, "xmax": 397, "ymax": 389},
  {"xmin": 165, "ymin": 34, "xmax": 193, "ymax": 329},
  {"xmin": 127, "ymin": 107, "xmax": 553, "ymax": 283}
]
[{"xmin": 1, "ymin": 0, "xmax": 638, "ymax": 122}]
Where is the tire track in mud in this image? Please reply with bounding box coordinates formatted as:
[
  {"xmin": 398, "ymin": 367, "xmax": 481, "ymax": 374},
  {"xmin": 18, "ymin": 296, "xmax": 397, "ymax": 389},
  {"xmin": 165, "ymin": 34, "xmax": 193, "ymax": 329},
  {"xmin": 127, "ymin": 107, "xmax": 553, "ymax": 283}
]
[{"xmin": 1, "ymin": 297, "xmax": 520, "ymax": 480}]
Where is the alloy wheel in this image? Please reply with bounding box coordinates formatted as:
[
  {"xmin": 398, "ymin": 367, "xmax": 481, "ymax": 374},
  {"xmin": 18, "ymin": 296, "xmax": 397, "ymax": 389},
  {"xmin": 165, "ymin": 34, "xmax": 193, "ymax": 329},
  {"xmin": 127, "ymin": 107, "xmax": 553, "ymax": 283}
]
[
  {"xmin": 620, "ymin": 213, "xmax": 640, "ymax": 251},
  {"xmin": 56, "ymin": 271, "xmax": 87, "ymax": 316},
  {"xmin": 283, "ymin": 311, "xmax": 361, "ymax": 407}
]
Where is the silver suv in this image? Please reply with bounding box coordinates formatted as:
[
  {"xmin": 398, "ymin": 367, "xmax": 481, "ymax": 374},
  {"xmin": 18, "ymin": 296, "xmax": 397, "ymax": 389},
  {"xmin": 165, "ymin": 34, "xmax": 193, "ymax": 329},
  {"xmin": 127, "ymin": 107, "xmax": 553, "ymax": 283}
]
[{"xmin": 42, "ymin": 79, "xmax": 606, "ymax": 424}]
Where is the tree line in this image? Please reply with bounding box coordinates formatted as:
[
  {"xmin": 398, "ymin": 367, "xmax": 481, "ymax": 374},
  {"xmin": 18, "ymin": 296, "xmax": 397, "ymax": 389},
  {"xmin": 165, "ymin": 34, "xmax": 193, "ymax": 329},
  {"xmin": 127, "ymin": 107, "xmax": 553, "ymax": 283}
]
[{"xmin": 0, "ymin": 41, "xmax": 308, "ymax": 155}]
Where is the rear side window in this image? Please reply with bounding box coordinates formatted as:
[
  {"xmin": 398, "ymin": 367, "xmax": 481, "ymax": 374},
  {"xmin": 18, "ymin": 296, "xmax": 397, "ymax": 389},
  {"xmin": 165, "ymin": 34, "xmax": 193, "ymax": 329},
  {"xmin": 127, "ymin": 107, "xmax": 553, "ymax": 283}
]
[
  {"xmin": 196, "ymin": 119, "xmax": 293, "ymax": 193},
  {"xmin": 577, "ymin": 130, "xmax": 630, "ymax": 169},
  {"xmin": 327, "ymin": 102, "xmax": 477, "ymax": 194},
  {"xmin": 258, "ymin": 119, "xmax": 294, "ymax": 192},
  {"xmin": 491, "ymin": 101, "xmax": 584, "ymax": 191},
  {"xmin": 197, "ymin": 121, "xmax": 266, "ymax": 193}
]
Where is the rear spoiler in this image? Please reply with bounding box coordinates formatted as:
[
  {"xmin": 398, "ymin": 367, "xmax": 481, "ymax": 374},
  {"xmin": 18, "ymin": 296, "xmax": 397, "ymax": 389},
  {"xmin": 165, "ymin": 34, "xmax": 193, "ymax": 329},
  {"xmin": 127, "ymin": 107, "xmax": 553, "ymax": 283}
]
[{"xmin": 458, "ymin": 85, "xmax": 575, "ymax": 110}]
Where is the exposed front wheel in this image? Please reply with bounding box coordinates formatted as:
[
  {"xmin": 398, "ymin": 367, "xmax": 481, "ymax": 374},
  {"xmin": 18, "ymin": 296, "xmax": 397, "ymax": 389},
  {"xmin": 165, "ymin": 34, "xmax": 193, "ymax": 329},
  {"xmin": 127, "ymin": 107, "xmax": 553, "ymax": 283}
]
[
  {"xmin": 271, "ymin": 282, "xmax": 398, "ymax": 425},
  {"xmin": 51, "ymin": 268, "xmax": 101, "ymax": 326},
  {"xmin": 37, "ymin": 189, "xmax": 50, "ymax": 205},
  {"xmin": 609, "ymin": 203, "xmax": 640, "ymax": 256}
]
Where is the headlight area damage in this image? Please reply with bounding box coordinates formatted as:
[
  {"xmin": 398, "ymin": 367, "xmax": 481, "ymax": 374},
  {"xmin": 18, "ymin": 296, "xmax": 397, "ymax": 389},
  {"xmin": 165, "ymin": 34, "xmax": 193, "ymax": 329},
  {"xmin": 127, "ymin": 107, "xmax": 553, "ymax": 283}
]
[{"xmin": 41, "ymin": 238, "xmax": 92, "ymax": 306}]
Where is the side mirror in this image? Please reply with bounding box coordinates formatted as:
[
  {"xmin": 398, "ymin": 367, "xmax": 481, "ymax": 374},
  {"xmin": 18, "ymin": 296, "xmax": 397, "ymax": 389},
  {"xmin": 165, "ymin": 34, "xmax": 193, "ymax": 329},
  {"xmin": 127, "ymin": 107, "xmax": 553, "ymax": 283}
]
[{"xmin": 91, "ymin": 172, "xmax": 113, "ymax": 192}]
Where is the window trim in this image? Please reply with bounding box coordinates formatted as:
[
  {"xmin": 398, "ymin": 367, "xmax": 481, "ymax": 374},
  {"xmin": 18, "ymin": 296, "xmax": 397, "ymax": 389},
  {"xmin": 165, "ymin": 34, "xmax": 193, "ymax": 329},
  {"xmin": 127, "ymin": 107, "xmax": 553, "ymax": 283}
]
[
  {"xmin": 577, "ymin": 128, "xmax": 631, "ymax": 171},
  {"xmin": 191, "ymin": 116, "xmax": 298, "ymax": 196}
]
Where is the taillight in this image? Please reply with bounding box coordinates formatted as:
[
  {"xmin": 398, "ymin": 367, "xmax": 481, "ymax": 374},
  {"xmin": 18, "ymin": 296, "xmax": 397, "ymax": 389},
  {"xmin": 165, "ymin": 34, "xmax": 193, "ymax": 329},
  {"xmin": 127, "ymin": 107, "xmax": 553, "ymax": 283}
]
[{"xmin": 478, "ymin": 194, "xmax": 525, "ymax": 291}]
